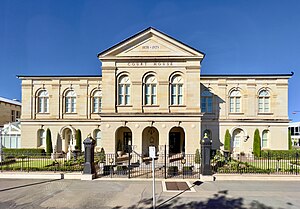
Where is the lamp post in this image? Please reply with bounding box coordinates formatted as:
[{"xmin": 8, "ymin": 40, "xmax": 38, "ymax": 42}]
[{"xmin": 181, "ymin": 158, "xmax": 186, "ymax": 179}]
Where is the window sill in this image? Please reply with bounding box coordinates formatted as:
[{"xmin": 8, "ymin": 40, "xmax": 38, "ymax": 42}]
[
  {"xmin": 258, "ymin": 112, "xmax": 273, "ymax": 115},
  {"xmin": 36, "ymin": 113, "xmax": 50, "ymax": 115},
  {"xmin": 229, "ymin": 112, "xmax": 244, "ymax": 115},
  {"xmin": 64, "ymin": 112, "xmax": 77, "ymax": 114},
  {"xmin": 143, "ymin": 105, "xmax": 160, "ymax": 107},
  {"xmin": 169, "ymin": 105, "xmax": 186, "ymax": 107},
  {"xmin": 116, "ymin": 105, "xmax": 133, "ymax": 107}
]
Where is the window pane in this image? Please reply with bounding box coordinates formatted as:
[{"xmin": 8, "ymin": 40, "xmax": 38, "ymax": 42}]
[
  {"xmin": 178, "ymin": 84, "xmax": 183, "ymax": 95},
  {"xmin": 171, "ymin": 95, "xmax": 176, "ymax": 105},
  {"xmin": 178, "ymin": 95, "xmax": 183, "ymax": 105},
  {"xmin": 66, "ymin": 98, "xmax": 70, "ymax": 112},
  {"xmin": 236, "ymin": 98, "xmax": 240, "ymax": 112},
  {"xmin": 207, "ymin": 97, "xmax": 212, "ymax": 112},
  {"xmin": 152, "ymin": 85, "xmax": 156, "ymax": 95},
  {"xmin": 38, "ymin": 98, "xmax": 43, "ymax": 113},
  {"xmin": 119, "ymin": 95, "xmax": 124, "ymax": 105},
  {"xmin": 145, "ymin": 84, "xmax": 150, "ymax": 95},
  {"xmin": 171, "ymin": 85, "xmax": 176, "ymax": 95},
  {"xmin": 145, "ymin": 95, "xmax": 150, "ymax": 105},
  {"xmin": 152, "ymin": 95, "xmax": 157, "ymax": 104},
  {"xmin": 125, "ymin": 95, "xmax": 130, "ymax": 105},
  {"xmin": 71, "ymin": 98, "xmax": 76, "ymax": 112},
  {"xmin": 45, "ymin": 98, "xmax": 49, "ymax": 112},
  {"xmin": 230, "ymin": 98, "xmax": 234, "ymax": 112}
]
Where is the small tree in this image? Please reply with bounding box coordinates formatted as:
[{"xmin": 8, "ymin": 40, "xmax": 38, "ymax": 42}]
[
  {"xmin": 76, "ymin": 129, "xmax": 82, "ymax": 151},
  {"xmin": 195, "ymin": 149, "xmax": 200, "ymax": 164},
  {"xmin": 288, "ymin": 130, "xmax": 292, "ymax": 150},
  {"xmin": 46, "ymin": 128, "xmax": 53, "ymax": 155},
  {"xmin": 253, "ymin": 129, "xmax": 261, "ymax": 157},
  {"xmin": 99, "ymin": 148, "xmax": 106, "ymax": 163},
  {"xmin": 224, "ymin": 129, "xmax": 231, "ymax": 151}
]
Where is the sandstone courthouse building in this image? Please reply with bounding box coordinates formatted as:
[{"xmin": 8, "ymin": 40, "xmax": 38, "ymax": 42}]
[{"xmin": 18, "ymin": 28, "xmax": 292, "ymax": 157}]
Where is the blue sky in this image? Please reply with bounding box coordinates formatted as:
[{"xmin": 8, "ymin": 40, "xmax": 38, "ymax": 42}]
[{"xmin": 0, "ymin": 0, "xmax": 299, "ymax": 121}]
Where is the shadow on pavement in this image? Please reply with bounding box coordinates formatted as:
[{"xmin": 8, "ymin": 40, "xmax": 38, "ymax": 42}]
[
  {"xmin": 112, "ymin": 180, "xmax": 275, "ymax": 209},
  {"xmin": 0, "ymin": 179, "xmax": 62, "ymax": 192}
]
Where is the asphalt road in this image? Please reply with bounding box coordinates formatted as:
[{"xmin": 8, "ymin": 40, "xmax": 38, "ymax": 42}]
[{"xmin": 0, "ymin": 179, "xmax": 299, "ymax": 209}]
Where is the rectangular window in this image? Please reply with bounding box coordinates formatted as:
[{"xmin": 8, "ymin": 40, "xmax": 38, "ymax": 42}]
[
  {"xmin": 66, "ymin": 97, "xmax": 70, "ymax": 113},
  {"xmin": 11, "ymin": 110, "xmax": 15, "ymax": 122},
  {"xmin": 262, "ymin": 132, "xmax": 268, "ymax": 148},
  {"xmin": 265, "ymin": 98, "xmax": 270, "ymax": 112},
  {"xmin": 44, "ymin": 97, "xmax": 49, "ymax": 113},
  {"xmin": 201, "ymin": 98, "xmax": 206, "ymax": 112},
  {"xmin": 234, "ymin": 136, "xmax": 240, "ymax": 147},
  {"xmin": 16, "ymin": 111, "xmax": 20, "ymax": 119},
  {"xmin": 171, "ymin": 85, "xmax": 176, "ymax": 105}
]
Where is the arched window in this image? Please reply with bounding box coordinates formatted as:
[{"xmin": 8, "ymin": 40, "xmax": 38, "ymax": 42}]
[
  {"xmin": 170, "ymin": 75, "xmax": 183, "ymax": 105},
  {"xmin": 37, "ymin": 129, "xmax": 46, "ymax": 147},
  {"xmin": 92, "ymin": 90, "xmax": 102, "ymax": 113},
  {"xmin": 258, "ymin": 90, "xmax": 270, "ymax": 113},
  {"xmin": 262, "ymin": 130, "xmax": 269, "ymax": 148},
  {"xmin": 65, "ymin": 90, "xmax": 76, "ymax": 113},
  {"xmin": 144, "ymin": 75, "xmax": 157, "ymax": 105},
  {"xmin": 201, "ymin": 90, "xmax": 213, "ymax": 113},
  {"xmin": 229, "ymin": 90, "xmax": 241, "ymax": 113},
  {"xmin": 118, "ymin": 75, "xmax": 130, "ymax": 105},
  {"xmin": 37, "ymin": 90, "xmax": 49, "ymax": 113},
  {"xmin": 94, "ymin": 129, "xmax": 101, "ymax": 147}
]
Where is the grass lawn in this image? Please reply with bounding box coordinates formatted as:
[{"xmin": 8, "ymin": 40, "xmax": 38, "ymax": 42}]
[
  {"xmin": 245, "ymin": 160, "xmax": 293, "ymax": 171},
  {"xmin": 3, "ymin": 158, "xmax": 66, "ymax": 169}
]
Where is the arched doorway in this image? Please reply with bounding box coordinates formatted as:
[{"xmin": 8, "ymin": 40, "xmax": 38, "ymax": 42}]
[
  {"xmin": 142, "ymin": 127, "xmax": 159, "ymax": 157},
  {"xmin": 115, "ymin": 127, "xmax": 132, "ymax": 156},
  {"xmin": 231, "ymin": 128, "xmax": 244, "ymax": 154},
  {"xmin": 169, "ymin": 127, "xmax": 185, "ymax": 155}
]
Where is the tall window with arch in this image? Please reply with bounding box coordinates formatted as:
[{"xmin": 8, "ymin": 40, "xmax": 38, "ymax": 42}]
[
  {"xmin": 94, "ymin": 129, "xmax": 101, "ymax": 147},
  {"xmin": 37, "ymin": 90, "xmax": 49, "ymax": 113},
  {"xmin": 92, "ymin": 90, "xmax": 102, "ymax": 113},
  {"xmin": 258, "ymin": 90, "xmax": 270, "ymax": 113},
  {"xmin": 118, "ymin": 75, "xmax": 131, "ymax": 105},
  {"xmin": 201, "ymin": 89, "xmax": 213, "ymax": 113},
  {"xmin": 38, "ymin": 129, "xmax": 46, "ymax": 147},
  {"xmin": 262, "ymin": 130, "xmax": 269, "ymax": 148},
  {"xmin": 144, "ymin": 75, "xmax": 157, "ymax": 105},
  {"xmin": 229, "ymin": 90, "xmax": 241, "ymax": 113},
  {"xmin": 65, "ymin": 90, "xmax": 76, "ymax": 113},
  {"xmin": 170, "ymin": 75, "xmax": 183, "ymax": 105}
]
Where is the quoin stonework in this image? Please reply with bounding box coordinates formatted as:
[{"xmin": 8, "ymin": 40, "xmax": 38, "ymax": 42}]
[{"xmin": 18, "ymin": 27, "xmax": 292, "ymax": 157}]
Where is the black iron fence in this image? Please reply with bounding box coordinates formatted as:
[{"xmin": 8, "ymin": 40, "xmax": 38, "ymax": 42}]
[
  {"xmin": 0, "ymin": 153, "xmax": 84, "ymax": 172},
  {"xmin": 212, "ymin": 152, "xmax": 300, "ymax": 175},
  {"xmin": 1, "ymin": 150, "xmax": 299, "ymax": 178},
  {"xmin": 96, "ymin": 153, "xmax": 201, "ymax": 179}
]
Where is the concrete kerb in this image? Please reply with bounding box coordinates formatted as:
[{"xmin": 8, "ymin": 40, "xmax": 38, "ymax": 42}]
[{"xmin": 0, "ymin": 172, "xmax": 300, "ymax": 181}]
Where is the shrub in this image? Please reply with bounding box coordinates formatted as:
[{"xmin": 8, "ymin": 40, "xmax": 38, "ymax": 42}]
[
  {"xmin": 253, "ymin": 129, "xmax": 261, "ymax": 157},
  {"xmin": 76, "ymin": 129, "xmax": 82, "ymax": 151},
  {"xmin": 167, "ymin": 166, "xmax": 179, "ymax": 176},
  {"xmin": 2, "ymin": 148, "xmax": 46, "ymax": 156},
  {"xmin": 46, "ymin": 128, "xmax": 53, "ymax": 155},
  {"xmin": 261, "ymin": 150, "xmax": 299, "ymax": 158},
  {"xmin": 224, "ymin": 129, "xmax": 231, "ymax": 151},
  {"xmin": 98, "ymin": 148, "xmax": 106, "ymax": 163},
  {"xmin": 288, "ymin": 130, "xmax": 292, "ymax": 150},
  {"xmin": 195, "ymin": 149, "xmax": 200, "ymax": 164}
]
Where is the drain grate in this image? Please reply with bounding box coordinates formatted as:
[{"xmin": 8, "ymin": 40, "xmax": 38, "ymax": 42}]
[{"xmin": 165, "ymin": 182, "xmax": 190, "ymax": 191}]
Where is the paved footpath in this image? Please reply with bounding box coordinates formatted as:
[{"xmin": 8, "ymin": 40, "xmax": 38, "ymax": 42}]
[{"xmin": 0, "ymin": 179, "xmax": 299, "ymax": 209}]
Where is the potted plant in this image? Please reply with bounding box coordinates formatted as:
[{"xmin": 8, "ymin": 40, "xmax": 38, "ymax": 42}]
[
  {"xmin": 116, "ymin": 165, "xmax": 128, "ymax": 175},
  {"xmin": 194, "ymin": 149, "xmax": 201, "ymax": 169},
  {"xmin": 167, "ymin": 166, "xmax": 179, "ymax": 176},
  {"xmin": 182, "ymin": 166, "xmax": 193, "ymax": 175}
]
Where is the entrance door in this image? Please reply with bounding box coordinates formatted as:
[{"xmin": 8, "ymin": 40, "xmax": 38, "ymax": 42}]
[
  {"xmin": 169, "ymin": 132, "xmax": 180, "ymax": 154},
  {"xmin": 123, "ymin": 132, "xmax": 132, "ymax": 153}
]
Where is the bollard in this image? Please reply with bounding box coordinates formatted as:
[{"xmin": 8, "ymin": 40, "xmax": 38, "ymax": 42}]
[
  {"xmin": 83, "ymin": 136, "xmax": 96, "ymax": 175},
  {"xmin": 201, "ymin": 133, "xmax": 212, "ymax": 175}
]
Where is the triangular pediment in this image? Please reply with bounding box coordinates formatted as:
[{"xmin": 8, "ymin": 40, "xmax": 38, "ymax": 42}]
[{"xmin": 98, "ymin": 27, "xmax": 205, "ymax": 59}]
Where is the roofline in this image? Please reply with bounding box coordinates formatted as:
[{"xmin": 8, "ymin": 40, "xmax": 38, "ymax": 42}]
[
  {"xmin": 17, "ymin": 75, "xmax": 102, "ymax": 79},
  {"xmin": 0, "ymin": 96, "xmax": 21, "ymax": 106},
  {"xmin": 97, "ymin": 27, "xmax": 206, "ymax": 58},
  {"xmin": 201, "ymin": 72, "xmax": 294, "ymax": 78}
]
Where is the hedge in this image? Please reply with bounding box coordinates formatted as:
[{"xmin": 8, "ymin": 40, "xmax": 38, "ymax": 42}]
[
  {"xmin": 261, "ymin": 149, "xmax": 300, "ymax": 158},
  {"xmin": 2, "ymin": 148, "xmax": 46, "ymax": 156}
]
